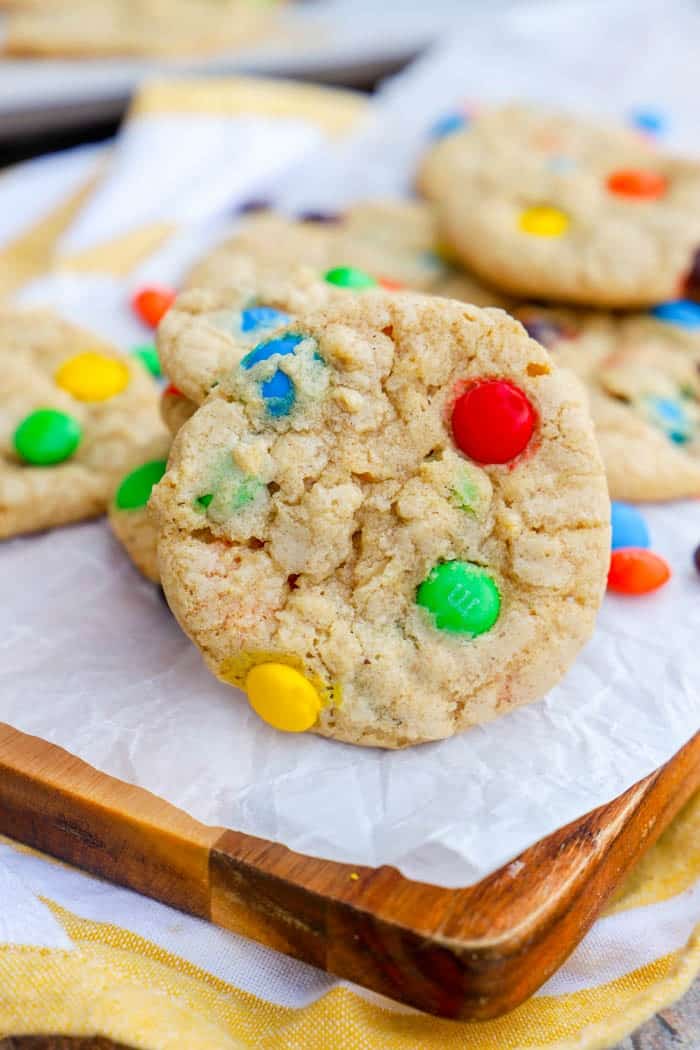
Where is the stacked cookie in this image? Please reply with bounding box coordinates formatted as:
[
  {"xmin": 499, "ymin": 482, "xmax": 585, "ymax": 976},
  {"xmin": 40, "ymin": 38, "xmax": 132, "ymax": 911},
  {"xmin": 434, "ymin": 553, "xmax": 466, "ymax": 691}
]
[{"xmin": 419, "ymin": 103, "xmax": 700, "ymax": 502}]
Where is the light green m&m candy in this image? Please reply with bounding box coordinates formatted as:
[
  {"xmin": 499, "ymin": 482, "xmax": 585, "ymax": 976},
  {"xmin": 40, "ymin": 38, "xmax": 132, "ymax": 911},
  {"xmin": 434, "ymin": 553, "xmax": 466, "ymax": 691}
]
[
  {"xmin": 131, "ymin": 343, "xmax": 161, "ymax": 378},
  {"xmin": 14, "ymin": 408, "xmax": 82, "ymax": 465},
  {"xmin": 324, "ymin": 266, "xmax": 377, "ymax": 290},
  {"xmin": 115, "ymin": 459, "xmax": 167, "ymax": 510},
  {"xmin": 416, "ymin": 560, "xmax": 501, "ymax": 636}
]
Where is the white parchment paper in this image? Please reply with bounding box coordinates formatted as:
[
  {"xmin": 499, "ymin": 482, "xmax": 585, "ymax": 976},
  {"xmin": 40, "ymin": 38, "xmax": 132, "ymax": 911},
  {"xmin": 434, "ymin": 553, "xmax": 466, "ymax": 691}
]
[{"xmin": 3, "ymin": 0, "xmax": 699, "ymax": 888}]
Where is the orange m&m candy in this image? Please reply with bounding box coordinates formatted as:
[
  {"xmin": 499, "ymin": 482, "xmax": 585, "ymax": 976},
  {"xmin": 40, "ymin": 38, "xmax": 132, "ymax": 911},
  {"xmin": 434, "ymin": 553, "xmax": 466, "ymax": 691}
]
[
  {"xmin": 378, "ymin": 277, "xmax": 405, "ymax": 291},
  {"xmin": 607, "ymin": 548, "xmax": 671, "ymax": 594},
  {"xmin": 132, "ymin": 285, "xmax": 176, "ymax": 328},
  {"xmin": 606, "ymin": 169, "xmax": 667, "ymax": 200}
]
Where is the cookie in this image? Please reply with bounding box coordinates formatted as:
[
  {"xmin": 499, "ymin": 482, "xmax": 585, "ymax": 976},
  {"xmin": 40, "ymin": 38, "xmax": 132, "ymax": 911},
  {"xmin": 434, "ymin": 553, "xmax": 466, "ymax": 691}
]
[
  {"xmin": 0, "ymin": 308, "xmax": 167, "ymax": 539},
  {"xmin": 108, "ymin": 434, "xmax": 171, "ymax": 582},
  {"xmin": 161, "ymin": 383, "xmax": 197, "ymax": 436},
  {"xmin": 185, "ymin": 202, "xmax": 507, "ymax": 307},
  {"xmin": 5, "ymin": 0, "xmax": 279, "ymax": 58},
  {"xmin": 423, "ymin": 104, "xmax": 700, "ymax": 307},
  {"xmin": 517, "ymin": 304, "xmax": 700, "ymax": 500},
  {"xmin": 151, "ymin": 291, "xmax": 610, "ymax": 748}
]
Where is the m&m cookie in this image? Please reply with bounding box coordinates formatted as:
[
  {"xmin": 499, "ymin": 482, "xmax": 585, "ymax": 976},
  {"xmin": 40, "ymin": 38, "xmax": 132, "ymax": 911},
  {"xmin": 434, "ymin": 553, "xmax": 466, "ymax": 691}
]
[
  {"xmin": 516, "ymin": 304, "xmax": 700, "ymax": 501},
  {"xmin": 0, "ymin": 308, "xmax": 167, "ymax": 539},
  {"xmin": 151, "ymin": 291, "xmax": 610, "ymax": 748},
  {"xmin": 419, "ymin": 104, "xmax": 700, "ymax": 307}
]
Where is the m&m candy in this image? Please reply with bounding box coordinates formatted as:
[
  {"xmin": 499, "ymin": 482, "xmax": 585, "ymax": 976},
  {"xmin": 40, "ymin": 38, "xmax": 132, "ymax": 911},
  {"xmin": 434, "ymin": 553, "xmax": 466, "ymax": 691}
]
[
  {"xmin": 132, "ymin": 344, "xmax": 161, "ymax": 377},
  {"xmin": 55, "ymin": 351, "xmax": 129, "ymax": 402},
  {"xmin": 242, "ymin": 332, "xmax": 306, "ymax": 418},
  {"xmin": 324, "ymin": 266, "xmax": 377, "ymax": 290},
  {"xmin": 608, "ymin": 548, "xmax": 670, "ymax": 594},
  {"xmin": 452, "ymin": 379, "xmax": 536, "ymax": 465},
  {"xmin": 115, "ymin": 459, "xmax": 167, "ymax": 511},
  {"xmin": 240, "ymin": 305, "xmax": 289, "ymax": 334},
  {"xmin": 611, "ymin": 502, "xmax": 650, "ymax": 550},
  {"xmin": 14, "ymin": 409, "xmax": 82, "ymax": 465},
  {"xmin": 606, "ymin": 170, "xmax": 667, "ymax": 199},
  {"xmin": 629, "ymin": 108, "xmax": 666, "ymax": 136},
  {"xmin": 297, "ymin": 210, "xmax": 341, "ymax": 224},
  {"xmin": 245, "ymin": 662, "xmax": 321, "ymax": 732},
  {"xmin": 429, "ymin": 112, "xmax": 468, "ymax": 141},
  {"xmin": 650, "ymin": 300, "xmax": 700, "ymax": 328},
  {"xmin": 518, "ymin": 206, "xmax": 570, "ymax": 237},
  {"xmin": 417, "ymin": 560, "xmax": 501, "ymax": 636},
  {"xmin": 132, "ymin": 286, "xmax": 176, "ymax": 328}
]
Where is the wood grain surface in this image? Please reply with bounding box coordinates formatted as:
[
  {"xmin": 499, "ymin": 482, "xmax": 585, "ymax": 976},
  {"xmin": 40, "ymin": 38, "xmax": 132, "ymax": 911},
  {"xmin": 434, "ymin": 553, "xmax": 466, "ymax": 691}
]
[{"xmin": 0, "ymin": 722, "xmax": 696, "ymax": 1020}]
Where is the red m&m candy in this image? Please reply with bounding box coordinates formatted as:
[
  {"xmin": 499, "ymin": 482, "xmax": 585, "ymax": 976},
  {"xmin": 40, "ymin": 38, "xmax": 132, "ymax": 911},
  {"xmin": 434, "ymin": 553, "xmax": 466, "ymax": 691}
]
[
  {"xmin": 606, "ymin": 170, "xmax": 667, "ymax": 200},
  {"xmin": 608, "ymin": 548, "xmax": 670, "ymax": 594},
  {"xmin": 132, "ymin": 286, "xmax": 176, "ymax": 328},
  {"xmin": 164, "ymin": 382, "xmax": 182, "ymax": 398},
  {"xmin": 451, "ymin": 379, "xmax": 536, "ymax": 464}
]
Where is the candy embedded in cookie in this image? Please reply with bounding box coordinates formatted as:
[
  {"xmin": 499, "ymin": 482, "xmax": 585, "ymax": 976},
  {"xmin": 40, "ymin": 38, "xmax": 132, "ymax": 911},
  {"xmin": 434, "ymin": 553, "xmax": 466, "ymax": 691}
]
[
  {"xmin": 1, "ymin": 308, "xmax": 167, "ymax": 539},
  {"xmin": 151, "ymin": 291, "xmax": 610, "ymax": 748}
]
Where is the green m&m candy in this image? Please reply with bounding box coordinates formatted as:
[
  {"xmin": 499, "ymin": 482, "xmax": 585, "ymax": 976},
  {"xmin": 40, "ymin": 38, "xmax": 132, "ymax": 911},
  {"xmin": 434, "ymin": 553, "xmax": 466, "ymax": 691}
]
[
  {"xmin": 115, "ymin": 459, "xmax": 167, "ymax": 510},
  {"xmin": 14, "ymin": 409, "xmax": 82, "ymax": 465},
  {"xmin": 324, "ymin": 266, "xmax": 377, "ymax": 290},
  {"xmin": 132, "ymin": 343, "xmax": 161, "ymax": 378},
  {"xmin": 416, "ymin": 560, "xmax": 501, "ymax": 636}
]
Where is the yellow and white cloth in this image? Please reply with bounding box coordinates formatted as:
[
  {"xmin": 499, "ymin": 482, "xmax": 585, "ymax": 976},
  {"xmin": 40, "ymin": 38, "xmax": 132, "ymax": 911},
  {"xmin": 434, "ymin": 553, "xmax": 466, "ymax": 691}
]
[{"xmin": 0, "ymin": 794, "xmax": 697, "ymax": 1049}]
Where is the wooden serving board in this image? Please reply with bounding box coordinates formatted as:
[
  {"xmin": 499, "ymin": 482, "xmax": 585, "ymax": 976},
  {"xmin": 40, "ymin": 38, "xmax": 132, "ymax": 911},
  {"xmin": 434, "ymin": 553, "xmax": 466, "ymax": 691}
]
[{"xmin": 0, "ymin": 722, "xmax": 696, "ymax": 1020}]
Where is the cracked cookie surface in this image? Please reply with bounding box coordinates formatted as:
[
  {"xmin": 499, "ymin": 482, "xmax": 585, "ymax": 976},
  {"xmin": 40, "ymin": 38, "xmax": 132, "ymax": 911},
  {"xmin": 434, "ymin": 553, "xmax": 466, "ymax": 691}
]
[{"xmin": 152, "ymin": 291, "xmax": 610, "ymax": 748}]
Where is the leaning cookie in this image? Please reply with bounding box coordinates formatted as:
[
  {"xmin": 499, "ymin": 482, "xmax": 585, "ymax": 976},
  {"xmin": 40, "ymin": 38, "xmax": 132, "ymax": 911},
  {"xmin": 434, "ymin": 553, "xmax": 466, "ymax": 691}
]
[
  {"xmin": 108, "ymin": 434, "xmax": 172, "ymax": 583},
  {"xmin": 0, "ymin": 308, "xmax": 167, "ymax": 539},
  {"xmin": 151, "ymin": 291, "xmax": 610, "ymax": 749},
  {"xmin": 517, "ymin": 304, "xmax": 700, "ymax": 500},
  {"xmin": 426, "ymin": 104, "xmax": 700, "ymax": 307}
]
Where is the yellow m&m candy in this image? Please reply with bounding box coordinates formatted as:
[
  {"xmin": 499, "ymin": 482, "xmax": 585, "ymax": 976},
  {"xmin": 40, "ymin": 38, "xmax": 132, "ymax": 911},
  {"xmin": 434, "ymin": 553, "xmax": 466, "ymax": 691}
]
[
  {"xmin": 245, "ymin": 663, "xmax": 321, "ymax": 733},
  {"xmin": 518, "ymin": 205, "xmax": 569, "ymax": 237},
  {"xmin": 55, "ymin": 352, "xmax": 129, "ymax": 402}
]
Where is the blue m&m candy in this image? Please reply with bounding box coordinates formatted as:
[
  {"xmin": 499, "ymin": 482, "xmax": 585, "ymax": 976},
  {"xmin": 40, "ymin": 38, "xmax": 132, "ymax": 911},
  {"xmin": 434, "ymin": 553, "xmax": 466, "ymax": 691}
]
[
  {"xmin": 429, "ymin": 111, "xmax": 468, "ymax": 141},
  {"xmin": 240, "ymin": 305, "xmax": 289, "ymax": 334},
  {"xmin": 645, "ymin": 396, "xmax": 692, "ymax": 444},
  {"xmin": 650, "ymin": 300, "xmax": 700, "ymax": 328},
  {"xmin": 629, "ymin": 108, "xmax": 666, "ymax": 136},
  {"xmin": 241, "ymin": 332, "xmax": 306, "ymax": 418},
  {"xmin": 241, "ymin": 332, "xmax": 304, "ymax": 370},
  {"xmin": 611, "ymin": 502, "xmax": 650, "ymax": 551}
]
